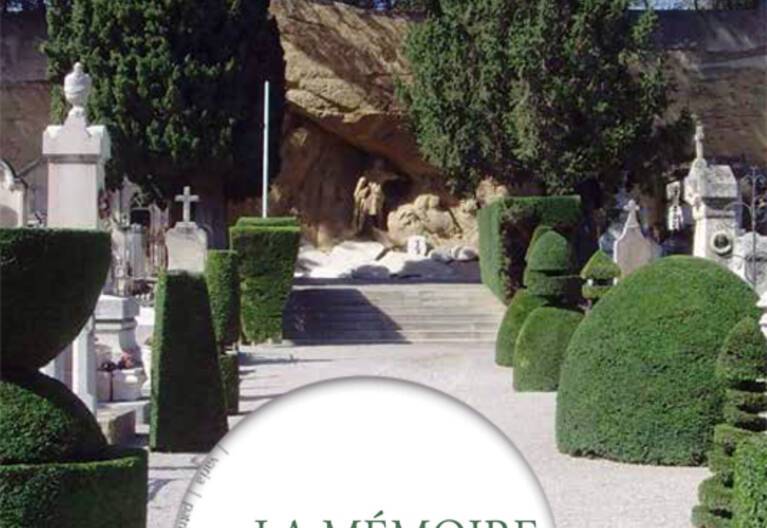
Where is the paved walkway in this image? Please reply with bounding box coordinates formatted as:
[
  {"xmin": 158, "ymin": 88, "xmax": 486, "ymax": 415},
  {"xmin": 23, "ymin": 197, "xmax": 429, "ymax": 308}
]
[{"xmin": 145, "ymin": 344, "xmax": 705, "ymax": 528}]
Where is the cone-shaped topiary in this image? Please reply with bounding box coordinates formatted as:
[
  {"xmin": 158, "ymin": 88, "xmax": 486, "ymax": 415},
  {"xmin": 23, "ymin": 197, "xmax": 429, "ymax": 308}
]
[
  {"xmin": 0, "ymin": 371, "xmax": 106, "ymax": 465},
  {"xmin": 557, "ymin": 256, "xmax": 759, "ymax": 466},
  {"xmin": 0, "ymin": 228, "xmax": 147, "ymax": 528},
  {"xmin": 230, "ymin": 219, "xmax": 300, "ymax": 343},
  {"xmin": 580, "ymin": 249, "xmax": 621, "ymax": 303},
  {"xmin": 525, "ymin": 225, "xmax": 553, "ymax": 261},
  {"xmin": 495, "ymin": 289, "xmax": 549, "ymax": 367},
  {"xmin": 733, "ymin": 435, "xmax": 767, "ymax": 528},
  {"xmin": 514, "ymin": 307, "xmax": 583, "ymax": 392},
  {"xmin": 205, "ymin": 250, "xmax": 241, "ymax": 352},
  {"xmin": 692, "ymin": 318, "xmax": 767, "ymax": 528},
  {"xmin": 150, "ymin": 272, "xmax": 228, "ymax": 452}
]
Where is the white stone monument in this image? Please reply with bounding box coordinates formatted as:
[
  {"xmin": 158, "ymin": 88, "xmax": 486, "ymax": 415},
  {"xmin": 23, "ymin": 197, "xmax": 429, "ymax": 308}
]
[
  {"xmin": 0, "ymin": 160, "xmax": 27, "ymax": 227},
  {"xmin": 682, "ymin": 124, "xmax": 739, "ymax": 266},
  {"xmin": 732, "ymin": 232, "xmax": 767, "ymax": 295},
  {"xmin": 613, "ymin": 200, "xmax": 655, "ymax": 277},
  {"xmin": 165, "ymin": 186, "xmax": 208, "ymax": 273},
  {"xmin": 41, "ymin": 62, "xmax": 109, "ymax": 413}
]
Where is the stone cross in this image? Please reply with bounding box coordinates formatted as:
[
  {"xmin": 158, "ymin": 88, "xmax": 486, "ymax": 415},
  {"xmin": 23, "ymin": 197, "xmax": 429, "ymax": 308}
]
[
  {"xmin": 624, "ymin": 199, "xmax": 641, "ymax": 228},
  {"xmin": 175, "ymin": 186, "xmax": 199, "ymax": 224}
]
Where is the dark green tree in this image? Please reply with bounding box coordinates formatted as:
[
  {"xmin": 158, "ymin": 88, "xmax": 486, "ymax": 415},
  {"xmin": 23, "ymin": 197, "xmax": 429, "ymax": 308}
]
[
  {"xmin": 400, "ymin": 0, "xmax": 690, "ymax": 195},
  {"xmin": 43, "ymin": 0, "xmax": 284, "ymax": 203}
]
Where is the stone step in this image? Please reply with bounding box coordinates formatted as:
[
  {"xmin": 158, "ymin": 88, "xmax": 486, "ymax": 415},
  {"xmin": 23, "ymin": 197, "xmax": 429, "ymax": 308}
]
[
  {"xmin": 285, "ymin": 320, "xmax": 501, "ymax": 331},
  {"xmin": 284, "ymin": 310, "xmax": 503, "ymax": 320},
  {"xmin": 284, "ymin": 329, "xmax": 498, "ymax": 341}
]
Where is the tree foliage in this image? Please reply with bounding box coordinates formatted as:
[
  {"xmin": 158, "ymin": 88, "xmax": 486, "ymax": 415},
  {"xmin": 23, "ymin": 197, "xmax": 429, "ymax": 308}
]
[
  {"xmin": 400, "ymin": 0, "xmax": 691, "ymax": 195},
  {"xmin": 43, "ymin": 0, "xmax": 284, "ymax": 200}
]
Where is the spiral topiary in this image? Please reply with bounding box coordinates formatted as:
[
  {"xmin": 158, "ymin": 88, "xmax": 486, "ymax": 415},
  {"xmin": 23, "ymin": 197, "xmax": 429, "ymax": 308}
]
[
  {"xmin": 0, "ymin": 228, "xmax": 147, "ymax": 527},
  {"xmin": 557, "ymin": 256, "xmax": 759, "ymax": 466},
  {"xmin": 692, "ymin": 317, "xmax": 767, "ymax": 528},
  {"xmin": 580, "ymin": 249, "xmax": 621, "ymax": 304}
]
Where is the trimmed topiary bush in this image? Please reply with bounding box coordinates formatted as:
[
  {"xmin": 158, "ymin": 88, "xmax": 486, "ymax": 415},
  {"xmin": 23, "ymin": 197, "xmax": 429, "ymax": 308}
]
[
  {"xmin": 478, "ymin": 196, "xmax": 582, "ymax": 302},
  {"xmin": 692, "ymin": 317, "xmax": 767, "ymax": 528},
  {"xmin": 150, "ymin": 272, "xmax": 228, "ymax": 452},
  {"xmin": 557, "ymin": 256, "xmax": 759, "ymax": 465},
  {"xmin": 523, "ymin": 230, "xmax": 580, "ymax": 303},
  {"xmin": 205, "ymin": 250, "xmax": 241, "ymax": 351},
  {"xmin": 514, "ymin": 307, "xmax": 583, "ymax": 392},
  {"xmin": 733, "ymin": 435, "xmax": 767, "ymax": 528},
  {"xmin": 0, "ymin": 227, "xmax": 146, "ymax": 527},
  {"xmin": 219, "ymin": 353, "xmax": 240, "ymax": 415},
  {"xmin": 0, "ymin": 447, "xmax": 147, "ymax": 528},
  {"xmin": 495, "ymin": 289, "xmax": 548, "ymax": 367},
  {"xmin": 236, "ymin": 217, "xmax": 299, "ymax": 228},
  {"xmin": 230, "ymin": 218, "xmax": 300, "ymax": 343},
  {"xmin": 580, "ymin": 249, "xmax": 621, "ymax": 304},
  {"xmin": 0, "ymin": 228, "xmax": 110, "ymax": 371},
  {"xmin": 0, "ymin": 372, "xmax": 106, "ymax": 465}
]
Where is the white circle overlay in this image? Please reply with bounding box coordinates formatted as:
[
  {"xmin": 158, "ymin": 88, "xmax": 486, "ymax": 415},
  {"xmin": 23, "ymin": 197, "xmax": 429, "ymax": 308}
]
[{"xmin": 176, "ymin": 377, "xmax": 554, "ymax": 528}]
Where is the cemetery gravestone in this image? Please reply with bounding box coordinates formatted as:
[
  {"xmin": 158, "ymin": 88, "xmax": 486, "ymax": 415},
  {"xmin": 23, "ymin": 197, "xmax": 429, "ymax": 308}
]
[
  {"xmin": 613, "ymin": 200, "xmax": 655, "ymax": 277},
  {"xmin": 165, "ymin": 186, "xmax": 208, "ymax": 274},
  {"xmin": 683, "ymin": 125, "xmax": 739, "ymax": 266},
  {"xmin": 0, "ymin": 160, "xmax": 27, "ymax": 228}
]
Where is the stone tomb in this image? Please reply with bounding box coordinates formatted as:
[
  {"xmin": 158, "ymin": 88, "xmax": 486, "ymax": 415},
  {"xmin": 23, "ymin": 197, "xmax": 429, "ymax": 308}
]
[
  {"xmin": 0, "ymin": 159, "xmax": 27, "ymax": 227},
  {"xmin": 613, "ymin": 200, "xmax": 656, "ymax": 277}
]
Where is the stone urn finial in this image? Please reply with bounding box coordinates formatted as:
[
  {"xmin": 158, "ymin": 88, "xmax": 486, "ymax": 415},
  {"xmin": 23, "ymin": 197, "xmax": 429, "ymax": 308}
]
[{"xmin": 64, "ymin": 62, "xmax": 92, "ymax": 119}]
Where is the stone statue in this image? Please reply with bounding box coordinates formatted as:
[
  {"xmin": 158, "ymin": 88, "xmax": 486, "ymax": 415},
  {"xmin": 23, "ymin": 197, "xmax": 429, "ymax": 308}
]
[
  {"xmin": 353, "ymin": 176, "xmax": 385, "ymax": 234},
  {"xmin": 64, "ymin": 62, "xmax": 92, "ymax": 120}
]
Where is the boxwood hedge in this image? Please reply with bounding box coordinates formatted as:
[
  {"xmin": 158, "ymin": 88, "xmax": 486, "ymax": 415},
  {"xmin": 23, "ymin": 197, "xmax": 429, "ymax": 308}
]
[
  {"xmin": 514, "ymin": 307, "xmax": 583, "ymax": 392},
  {"xmin": 523, "ymin": 230, "xmax": 580, "ymax": 303},
  {"xmin": 580, "ymin": 249, "xmax": 621, "ymax": 303},
  {"xmin": 478, "ymin": 196, "xmax": 581, "ymax": 303},
  {"xmin": 219, "ymin": 353, "xmax": 240, "ymax": 415},
  {"xmin": 0, "ymin": 372, "xmax": 106, "ymax": 465},
  {"xmin": 150, "ymin": 272, "xmax": 228, "ymax": 452},
  {"xmin": 0, "ymin": 228, "xmax": 110, "ymax": 371},
  {"xmin": 0, "ymin": 447, "xmax": 147, "ymax": 528},
  {"xmin": 230, "ymin": 219, "xmax": 300, "ymax": 343},
  {"xmin": 733, "ymin": 435, "xmax": 767, "ymax": 528},
  {"xmin": 556, "ymin": 256, "xmax": 759, "ymax": 465},
  {"xmin": 692, "ymin": 318, "xmax": 767, "ymax": 527},
  {"xmin": 205, "ymin": 250, "xmax": 241, "ymax": 351},
  {"xmin": 495, "ymin": 289, "xmax": 548, "ymax": 367}
]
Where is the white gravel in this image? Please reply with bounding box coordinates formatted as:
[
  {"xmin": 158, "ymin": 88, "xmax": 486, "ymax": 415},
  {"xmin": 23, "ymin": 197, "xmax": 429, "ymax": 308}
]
[{"xmin": 143, "ymin": 344, "xmax": 704, "ymax": 528}]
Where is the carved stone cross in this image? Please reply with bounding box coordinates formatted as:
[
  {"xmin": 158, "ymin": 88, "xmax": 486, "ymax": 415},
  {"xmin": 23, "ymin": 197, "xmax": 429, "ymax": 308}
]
[
  {"xmin": 624, "ymin": 199, "xmax": 641, "ymax": 229},
  {"xmin": 175, "ymin": 186, "xmax": 199, "ymax": 224}
]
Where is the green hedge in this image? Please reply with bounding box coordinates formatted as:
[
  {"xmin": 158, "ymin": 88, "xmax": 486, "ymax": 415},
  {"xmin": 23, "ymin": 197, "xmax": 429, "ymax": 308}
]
[
  {"xmin": 150, "ymin": 272, "xmax": 228, "ymax": 452},
  {"xmin": 478, "ymin": 196, "xmax": 582, "ymax": 303},
  {"xmin": 0, "ymin": 228, "xmax": 110, "ymax": 371},
  {"xmin": 580, "ymin": 249, "xmax": 620, "ymax": 303},
  {"xmin": 692, "ymin": 317, "xmax": 767, "ymax": 527},
  {"xmin": 0, "ymin": 372, "xmax": 106, "ymax": 465},
  {"xmin": 236, "ymin": 216, "xmax": 299, "ymax": 228},
  {"xmin": 0, "ymin": 447, "xmax": 147, "ymax": 528},
  {"xmin": 495, "ymin": 289, "xmax": 548, "ymax": 367},
  {"xmin": 523, "ymin": 230, "xmax": 580, "ymax": 303},
  {"xmin": 230, "ymin": 219, "xmax": 300, "ymax": 343},
  {"xmin": 219, "ymin": 353, "xmax": 240, "ymax": 415},
  {"xmin": 733, "ymin": 435, "xmax": 767, "ymax": 528},
  {"xmin": 514, "ymin": 307, "xmax": 583, "ymax": 392},
  {"xmin": 205, "ymin": 250, "xmax": 241, "ymax": 351},
  {"xmin": 557, "ymin": 256, "xmax": 759, "ymax": 465}
]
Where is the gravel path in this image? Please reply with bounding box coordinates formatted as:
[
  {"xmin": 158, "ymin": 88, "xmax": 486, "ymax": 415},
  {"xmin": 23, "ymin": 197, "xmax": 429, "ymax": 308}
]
[{"xmin": 144, "ymin": 344, "xmax": 705, "ymax": 528}]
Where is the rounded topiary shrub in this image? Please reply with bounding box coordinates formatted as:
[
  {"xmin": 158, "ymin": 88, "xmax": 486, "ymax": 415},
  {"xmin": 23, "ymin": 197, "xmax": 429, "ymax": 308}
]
[
  {"xmin": 580, "ymin": 249, "xmax": 621, "ymax": 303},
  {"xmin": 0, "ymin": 447, "xmax": 147, "ymax": 528},
  {"xmin": 557, "ymin": 256, "xmax": 759, "ymax": 465},
  {"xmin": 733, "ymin": 435, "xmax": 767, "ymax": 528},
  {"xmin": 0, "ymin": 372, "xmax": 106, "ymax": 465},
  {"xmin": 523, "ymin": 230, "xmax": 580, "ymax": 302},
  {"xmin": 0, "ymin": 228, "xmax": 110, "ymax": 371},
  {"xmin": 514, "ymin": 307, "xmax": 583, "ymax": 392},
  {"xmin": 495, "ymin": 289, "xmax": 548, "ymax": 367},
  {"xmin": 205, "ymin": 250, "xmax": 241, "ymax": 351}
]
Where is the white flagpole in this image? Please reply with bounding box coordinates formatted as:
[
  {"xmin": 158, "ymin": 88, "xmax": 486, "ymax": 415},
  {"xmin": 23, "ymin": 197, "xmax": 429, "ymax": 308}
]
[{"xmin": 262, "ymin": 80, "xmax": 270, "ymax": 219}]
